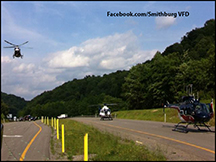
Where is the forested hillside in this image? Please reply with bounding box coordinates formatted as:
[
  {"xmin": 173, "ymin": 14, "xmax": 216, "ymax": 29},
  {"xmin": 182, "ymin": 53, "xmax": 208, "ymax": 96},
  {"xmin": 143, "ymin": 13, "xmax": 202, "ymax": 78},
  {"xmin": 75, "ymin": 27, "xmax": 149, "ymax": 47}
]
[
  {"xmin": 1, "ymin": 92, "xmax": 28, "ymax": 117},
  {"xmin": 18, "ymin": 19, "xmax": 215, "ymax": 117},
  {"xmin": 123, "ymin": 19, "xmax": 215, "ymax": 109},
  {"xmin": 19, "ymin": 70, "xmax": 129, "ymax": 117}
]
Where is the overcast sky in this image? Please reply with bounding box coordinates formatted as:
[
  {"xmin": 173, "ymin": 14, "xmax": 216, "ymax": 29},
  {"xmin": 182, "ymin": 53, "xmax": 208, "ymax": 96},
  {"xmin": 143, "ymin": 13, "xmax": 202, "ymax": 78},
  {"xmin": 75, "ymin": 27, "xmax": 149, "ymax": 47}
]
[{"xmin": 1, "ymin": 1, "xmax": 215, "ymax": 101}]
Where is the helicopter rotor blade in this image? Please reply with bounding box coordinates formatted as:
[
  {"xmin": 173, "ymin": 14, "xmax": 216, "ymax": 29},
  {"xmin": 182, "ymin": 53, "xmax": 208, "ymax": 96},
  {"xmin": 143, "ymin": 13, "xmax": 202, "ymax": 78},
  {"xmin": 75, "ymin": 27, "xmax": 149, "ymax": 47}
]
[
  {"xmin": 22, "ymin": 46, "xmax": 33, "ymax": 49},
  {"xmin": 3, "ymin": 46, "xmax": 15, "ymax": 48},
  {"xmin": 18, "ymin": 41, "xmax": 29, "ymax": 46},
  {"xmin": 4, "ymin": 40, "xmax": 16, "ymax": 46}
]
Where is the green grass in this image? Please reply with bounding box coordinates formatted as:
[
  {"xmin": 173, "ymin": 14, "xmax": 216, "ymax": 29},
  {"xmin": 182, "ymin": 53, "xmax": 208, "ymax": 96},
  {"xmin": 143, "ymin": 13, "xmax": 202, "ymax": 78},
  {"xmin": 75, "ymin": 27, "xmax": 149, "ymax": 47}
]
[
  {"xmin": 113, "ymin": 106, "xmax": 215, "ymax": 126},
  {"xmin": 57, "ymin": 119, "xmax": 166, "ymax": 161},
  {"xmin": 113, "ymin": 108, "xmax": 180, "ymax": 123}
]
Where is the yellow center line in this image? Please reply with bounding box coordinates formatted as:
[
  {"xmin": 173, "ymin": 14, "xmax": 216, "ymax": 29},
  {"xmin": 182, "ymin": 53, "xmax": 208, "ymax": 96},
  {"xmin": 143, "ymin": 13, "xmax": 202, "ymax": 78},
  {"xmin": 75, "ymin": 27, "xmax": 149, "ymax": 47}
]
[
  {"xmin": 19, "ymin": 122, "xmax": 42, "ymax": 161},
  {"xmin": 96, "ymin": 121, "xmax": 215, "ymax": 154}
]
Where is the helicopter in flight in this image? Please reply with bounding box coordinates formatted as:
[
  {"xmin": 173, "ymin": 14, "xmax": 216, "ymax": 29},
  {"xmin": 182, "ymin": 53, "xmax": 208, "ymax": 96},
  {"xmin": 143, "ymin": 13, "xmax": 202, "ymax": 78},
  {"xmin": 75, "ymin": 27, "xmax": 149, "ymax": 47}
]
[
  {"xmin": 165, "ymin": 84, "xmax": 214, "ymax": 133},
  {"xmin": 4, "ymin": 40, "xmax": 31, "ymax": 58}
]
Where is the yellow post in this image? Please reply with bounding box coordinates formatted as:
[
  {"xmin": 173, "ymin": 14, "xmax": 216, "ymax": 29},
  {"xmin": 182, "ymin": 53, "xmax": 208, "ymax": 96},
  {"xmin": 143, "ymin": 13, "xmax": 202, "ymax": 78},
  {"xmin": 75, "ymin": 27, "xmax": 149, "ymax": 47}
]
[
  {"xmin": 44, "ymin": 116, "xmax": 46, "ymax": 124},
  {"xmin": 54, "ymin": 118, "xmax": 56, "ymax": 130},
  {"xmin": 51, "ymin": 117, "xmax": 53, "ymax": 128},
  {"xmin": 62, "ymin": 124, "xmax": 65, "ymax": 153},
  {"xmin": 41, "ymin": 116, "xmax": 43, "ymax": 123},
  {"xmin": 57, "ymin": 119, "xmax": 59, "ymax": 139},
  {"xmin": 47, "ymin": 117, "xmax": 49, "ymax": 126},
  {"xmin": 84, "ymin": 133, "xmax": 88, "ymax": 161}
]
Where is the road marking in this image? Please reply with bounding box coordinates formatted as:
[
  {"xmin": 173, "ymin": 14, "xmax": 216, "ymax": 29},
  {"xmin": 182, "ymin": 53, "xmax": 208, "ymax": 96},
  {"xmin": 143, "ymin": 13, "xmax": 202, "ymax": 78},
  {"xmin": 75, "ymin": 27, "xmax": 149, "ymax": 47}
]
[
  {"xmin": 3, "ymin": 135, "xmax": 23, "ymax": 138},
  {"xmin": 19, "ymin": 122, "xmax": 42, "ymax": 161},
  {"xmin": 96, "ymin": 122, "xmax": 215, "ymax": 154},
  {"xmin": 136, "ymin": 140, "xmax": 143, "ymax": 144}
]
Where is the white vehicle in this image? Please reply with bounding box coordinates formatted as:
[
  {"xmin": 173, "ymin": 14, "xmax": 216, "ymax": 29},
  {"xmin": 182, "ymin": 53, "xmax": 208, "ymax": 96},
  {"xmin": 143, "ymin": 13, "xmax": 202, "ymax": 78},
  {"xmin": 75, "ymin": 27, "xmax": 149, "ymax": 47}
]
[
  {"xmin": 99, "ymin": 105, "xmax": 113, "ymax": 120},
  {"xmin": 13, "ymin": 116, "xmax": 17, "ymax": 122},
  {"xmin": 57, "ymin": 114, "xmax": 68, "ymax": 119}
]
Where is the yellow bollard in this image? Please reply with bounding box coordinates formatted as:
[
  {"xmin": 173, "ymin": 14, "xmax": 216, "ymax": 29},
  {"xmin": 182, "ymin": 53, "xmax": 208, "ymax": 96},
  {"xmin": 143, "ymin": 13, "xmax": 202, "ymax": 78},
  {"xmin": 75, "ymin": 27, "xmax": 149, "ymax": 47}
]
[
  {"xmin": 55, "ymin": 118, "xmax": 57, "ymax": 130},
  {"xmin": 41, "ymin": 116, "xmax": 43, "ymax": 123},
  {"xmin": 54, "ymin": 118, "xmax": 56, "ymax": 130},
  {"xmin": 84, "ymin": 133, "xmax": 88, "ymax": 161},
  {"xmin": 51, "ymin": 117, "xmax": 53, "ymax": 128},
  {"xmin": 62, "ymin": 124, "xmax": 65, "ymax": 153},
  {"xmin": 57, "ymin": 119, "xmax": 59, "ymax": 139},
  {"xmin": 44, "ymin": 116, "xmax": 46, "ymax": 124},
  {"xmin": 47, "ymin": 117, "xmax": 49, "ymax": 126}
]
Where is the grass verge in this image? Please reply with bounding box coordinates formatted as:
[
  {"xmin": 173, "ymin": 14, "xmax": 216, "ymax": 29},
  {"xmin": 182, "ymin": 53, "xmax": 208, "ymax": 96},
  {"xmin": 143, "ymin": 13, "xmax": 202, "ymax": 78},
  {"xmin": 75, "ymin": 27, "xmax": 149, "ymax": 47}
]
[
  {"xmin": 113, "ymin": 106, "xmax": 215, "ymax": 126},
  {"xmin": 55, "ymin": 119, "xmax": 166, "ymax": 161}
]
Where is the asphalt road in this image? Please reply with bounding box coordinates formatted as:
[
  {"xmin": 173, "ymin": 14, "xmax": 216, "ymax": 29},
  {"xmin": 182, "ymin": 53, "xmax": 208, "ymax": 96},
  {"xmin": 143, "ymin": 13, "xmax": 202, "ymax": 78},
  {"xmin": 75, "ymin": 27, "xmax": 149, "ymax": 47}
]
[
  {"xmin": 1, "ymin": 120, "xmax": 51, "ymax": 161},
  {"xmin": 71, "ymin": 117, "xmax": 215, "ymax": 161}
]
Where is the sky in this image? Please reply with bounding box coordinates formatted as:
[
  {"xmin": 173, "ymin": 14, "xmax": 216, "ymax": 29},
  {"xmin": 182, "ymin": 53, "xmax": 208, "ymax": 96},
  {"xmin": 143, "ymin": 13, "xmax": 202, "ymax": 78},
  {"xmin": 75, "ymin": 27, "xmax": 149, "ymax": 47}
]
[{"xmin": 1, "ymin": 1, "xmax": 215, "ymax": 101}]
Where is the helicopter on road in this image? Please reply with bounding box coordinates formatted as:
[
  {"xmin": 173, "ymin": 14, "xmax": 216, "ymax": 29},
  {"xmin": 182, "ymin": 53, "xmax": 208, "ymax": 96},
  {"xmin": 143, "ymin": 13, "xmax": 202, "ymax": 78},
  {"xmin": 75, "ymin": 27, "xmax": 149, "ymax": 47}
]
[
  {"xmin": 4, "ymin": 40, "xmax": 31, "ymax": 58},
  {"xmin": 165, "ymin": 84, "xmax": 214, "ymax": 133},
  {"xmin": 99, "ymin": 104, "xmax": 113, "ymax": 120},
  {"xmin": 89, "ymin": 103, "xmax": 118, "ymax": 120}
]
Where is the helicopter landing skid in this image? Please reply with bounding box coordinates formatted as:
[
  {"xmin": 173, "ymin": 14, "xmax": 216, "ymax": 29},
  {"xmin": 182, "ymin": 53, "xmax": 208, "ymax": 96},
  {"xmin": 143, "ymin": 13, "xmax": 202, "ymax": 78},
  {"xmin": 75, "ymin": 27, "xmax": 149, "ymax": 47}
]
[
  {"xmin": 193, "ymin": 122, "xmax": 212, "ymax": 132},
  {"xmin": 100, "ymin": 116, "xmax": 113, "ymax": 120},
  {"xmin": 172, "ymin": 122, "xmax": 212, "ymax": 133},
  {"xmin": 172, "ymin": 122, "xmax": 190, "ymax": 133}
]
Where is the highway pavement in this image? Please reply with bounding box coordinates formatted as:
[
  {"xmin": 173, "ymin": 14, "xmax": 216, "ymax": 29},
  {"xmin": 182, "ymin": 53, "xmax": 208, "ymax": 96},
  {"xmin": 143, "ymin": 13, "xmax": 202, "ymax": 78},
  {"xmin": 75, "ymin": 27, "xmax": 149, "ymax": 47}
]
[
  {"xmin": 71, "ymin": 117, "xmax": 215, "ymax": 161},
  {"xmin": 1, "ymin": 117, "xmax": 215, "ymax": 161},
  {"xmin": 1, "ymin": 120, "xmax": 51, "ymax": 161}
]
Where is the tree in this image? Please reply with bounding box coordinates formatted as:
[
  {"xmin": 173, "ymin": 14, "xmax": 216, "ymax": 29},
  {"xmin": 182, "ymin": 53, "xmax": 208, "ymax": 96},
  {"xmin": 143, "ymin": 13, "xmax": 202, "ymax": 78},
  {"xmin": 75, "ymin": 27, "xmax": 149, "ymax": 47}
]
[{"xmin": 1, "ymin": 100, "xmax": 9, "ymax": 118}]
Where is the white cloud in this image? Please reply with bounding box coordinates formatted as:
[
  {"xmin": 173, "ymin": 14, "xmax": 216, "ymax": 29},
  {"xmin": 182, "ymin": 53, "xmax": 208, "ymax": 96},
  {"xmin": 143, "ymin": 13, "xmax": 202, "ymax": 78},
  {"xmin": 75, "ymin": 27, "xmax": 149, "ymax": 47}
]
[
  {"xmin": 47, "ymin": 48, "xmax": 90, "ymax": 68},
  {"xmin": 1, "ymin": 56, "xmax": 13, "ymax": 63},
  {"xmin": 155, "ymin": 17, "xmax": 176, "ymax": 29},
  {"xmin": 12, "ymin": 63, "xmax": 35, "ymax": 73},
  {"xmin": 99, "ymin": 57, "xmax": 126, "ymax": 70},
  {"xmin": 1, "ymin": 59, "xmax": 59, "ymax": 100},
  {"xmin": 45, "ymin": 31, "xmax": 155, "ymax": 72}
]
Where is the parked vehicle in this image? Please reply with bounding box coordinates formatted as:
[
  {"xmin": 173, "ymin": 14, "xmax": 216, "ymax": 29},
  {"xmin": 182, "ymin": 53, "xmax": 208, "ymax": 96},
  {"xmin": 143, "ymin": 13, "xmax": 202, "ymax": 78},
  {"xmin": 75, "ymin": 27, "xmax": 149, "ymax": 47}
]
[{"xmin": 57, "ymin": 114, "xmax": 68, "ymax": 119}]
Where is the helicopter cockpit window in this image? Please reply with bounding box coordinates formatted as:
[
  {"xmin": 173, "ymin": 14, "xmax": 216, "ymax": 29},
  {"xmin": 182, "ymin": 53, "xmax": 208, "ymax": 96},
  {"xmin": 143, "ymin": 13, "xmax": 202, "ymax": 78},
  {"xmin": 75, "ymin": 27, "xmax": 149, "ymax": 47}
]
[
  {"xmin": 196, "ymin": 105, "xmax": 201, "ymax": 110},
  {"xmin": 195, "ymin": 104, "xmax": 209, "ymax": 113},
  {"xmin": 201, "ymin": 104, "xmax": 210, "ymax": 114}
]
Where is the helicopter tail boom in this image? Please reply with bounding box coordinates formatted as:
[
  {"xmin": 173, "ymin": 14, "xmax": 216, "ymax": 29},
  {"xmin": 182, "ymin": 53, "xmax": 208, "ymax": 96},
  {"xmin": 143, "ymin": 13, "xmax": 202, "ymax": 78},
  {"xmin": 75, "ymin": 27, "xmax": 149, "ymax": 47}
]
[{"xmin": 166, "ymin": 101, "xmax": 180, "ymax": 112}]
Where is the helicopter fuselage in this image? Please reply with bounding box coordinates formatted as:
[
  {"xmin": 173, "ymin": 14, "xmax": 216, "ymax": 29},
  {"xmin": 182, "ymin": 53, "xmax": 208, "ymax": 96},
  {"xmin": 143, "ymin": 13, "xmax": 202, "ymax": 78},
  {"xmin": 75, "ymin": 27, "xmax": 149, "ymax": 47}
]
[
  {"xmin": 178, "ymin": 102, "xmax": 212, "ymax": 123},
  {"xmin": 13, "ymin": 47, "xmax": 23, "ymax": 58},
  {"xmin": 167, "ymin": 96, "xmax": 213, "ymax": 125},
  {"xmin": 166, "ymin": 98, "xmax": 214, "ymax": 132}
]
